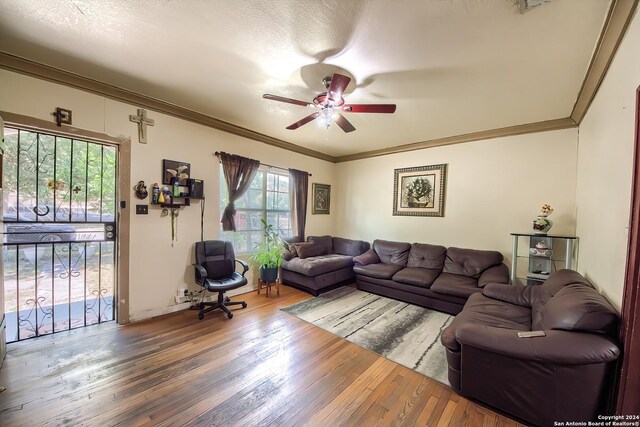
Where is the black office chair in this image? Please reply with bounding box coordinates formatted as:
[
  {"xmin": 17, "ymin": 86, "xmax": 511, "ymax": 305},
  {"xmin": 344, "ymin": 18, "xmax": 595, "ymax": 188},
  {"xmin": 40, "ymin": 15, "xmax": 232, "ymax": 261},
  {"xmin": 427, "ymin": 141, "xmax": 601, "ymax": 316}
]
[{"xmin": 194, "ymin": 240, "xmax": 249, "ymax": 320}]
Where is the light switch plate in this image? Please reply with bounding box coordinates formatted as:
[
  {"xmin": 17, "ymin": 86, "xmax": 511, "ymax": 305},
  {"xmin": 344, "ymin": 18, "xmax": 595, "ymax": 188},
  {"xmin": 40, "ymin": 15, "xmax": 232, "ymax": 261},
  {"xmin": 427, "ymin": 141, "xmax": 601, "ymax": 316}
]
[{"xmin": 136, "ymin": 204, "xmax": 148, "ymax": 214}]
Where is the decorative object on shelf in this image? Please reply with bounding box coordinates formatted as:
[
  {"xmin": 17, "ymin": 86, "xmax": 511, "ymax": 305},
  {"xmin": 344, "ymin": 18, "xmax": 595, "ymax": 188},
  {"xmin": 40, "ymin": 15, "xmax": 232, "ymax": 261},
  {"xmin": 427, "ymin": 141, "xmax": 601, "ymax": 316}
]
[
  {"xmin": 393, "ymin": 164, "xmax": 447, "ymax": 217},
  {"xmin": 170, "ymin": 207, "xmax": 179, "ymax": 247},
  {"xmin": 532, "ymin": 203, "xmax": 554, "ymax": 234},
  {"xmin": 158, "ymin": 189, "xmax": 165, "ymax": 204},
  {"xmin": 249, "ymin": 219, "xmax": 284, "ymax": 284},
  {"xmin": 312, "ymin": 183, "xmax": 331, "ymax": 215},
  {"xmin": 151, "ymin": 183, "xmax": 160, "ymax": 204},
  {"xmin": 51, "ymin": 107, "xmax": 72, "ymax": 127},
  {"xmin": 529, "ymin": 240, "xmax": 553, "ymax": 258},
  {"xmin": 129, "ymin": 108, "xmax": 155, "ymax": 144},
  {"xmin": 162, "ymin": 159, "xmax": 190, "ymax": 185},
  {"xmin": 134, "ymin": 181, "xmax": 148, "ymax": 200}
]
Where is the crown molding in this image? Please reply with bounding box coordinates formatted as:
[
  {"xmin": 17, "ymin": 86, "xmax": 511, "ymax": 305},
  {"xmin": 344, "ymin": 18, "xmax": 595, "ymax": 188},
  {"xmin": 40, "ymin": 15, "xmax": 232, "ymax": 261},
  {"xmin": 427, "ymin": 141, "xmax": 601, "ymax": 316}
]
[
  {"xmin": 0, "ymin": 52, "xmax": 337, "ymax": 163},
  {"xmin": 334, "ymin": 118, "xmax": 577, "ymax": 163},
  {"xmin": 571, "ymin": 0, "xmax": 639, "ymax": 124}
]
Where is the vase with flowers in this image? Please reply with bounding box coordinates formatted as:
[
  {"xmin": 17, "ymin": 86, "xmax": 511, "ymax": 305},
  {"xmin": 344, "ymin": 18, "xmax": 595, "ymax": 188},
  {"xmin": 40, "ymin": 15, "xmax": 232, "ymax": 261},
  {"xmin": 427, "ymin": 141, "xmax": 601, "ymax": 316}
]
[{"xmin": 533, "ymin": 204, "xmax": 554, "ymax": 235}]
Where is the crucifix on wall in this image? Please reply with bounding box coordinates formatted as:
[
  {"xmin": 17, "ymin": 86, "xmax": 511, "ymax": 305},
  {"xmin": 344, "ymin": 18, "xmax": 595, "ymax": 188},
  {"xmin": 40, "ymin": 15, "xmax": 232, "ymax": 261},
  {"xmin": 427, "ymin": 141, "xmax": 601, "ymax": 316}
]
[{"xmin": 129, "ymin": 108, "xmax": 155, "ymax": 143}]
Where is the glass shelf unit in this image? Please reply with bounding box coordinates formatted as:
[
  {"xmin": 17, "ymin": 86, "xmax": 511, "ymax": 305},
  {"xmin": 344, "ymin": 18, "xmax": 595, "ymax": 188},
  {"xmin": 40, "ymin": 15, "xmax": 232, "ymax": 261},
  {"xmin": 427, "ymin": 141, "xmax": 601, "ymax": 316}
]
[{"xmin": 510, "ymin": 233, "xmax": 578, "ymax": 285}]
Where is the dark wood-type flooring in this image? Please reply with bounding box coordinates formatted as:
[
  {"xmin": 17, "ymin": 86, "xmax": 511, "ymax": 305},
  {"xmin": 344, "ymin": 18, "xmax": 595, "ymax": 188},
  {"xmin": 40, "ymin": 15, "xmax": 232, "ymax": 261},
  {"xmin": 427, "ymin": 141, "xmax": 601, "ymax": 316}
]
[{"xmin": 0, "ymin": 285, "xmax": 524, "ymax": 426}]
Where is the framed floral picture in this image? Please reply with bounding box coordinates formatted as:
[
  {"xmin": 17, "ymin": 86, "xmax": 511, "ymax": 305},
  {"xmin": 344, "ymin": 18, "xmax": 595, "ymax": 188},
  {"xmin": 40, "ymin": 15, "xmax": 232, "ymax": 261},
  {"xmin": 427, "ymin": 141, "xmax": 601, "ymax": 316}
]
[
  {"xmin": 393, "ymin": 164, "xmax": 447, "ymax": 217},
  {"xmin": 312, "ymin": 183, "xmax": 331, "ymax": 214}
]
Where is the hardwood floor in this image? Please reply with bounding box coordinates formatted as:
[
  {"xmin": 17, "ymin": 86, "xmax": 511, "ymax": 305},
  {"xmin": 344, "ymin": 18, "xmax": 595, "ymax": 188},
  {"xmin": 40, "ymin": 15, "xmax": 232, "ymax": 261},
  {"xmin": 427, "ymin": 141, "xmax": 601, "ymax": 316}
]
[{"xmin": 0, "ymin": 285, "xmax": 524, "ymax": 426}]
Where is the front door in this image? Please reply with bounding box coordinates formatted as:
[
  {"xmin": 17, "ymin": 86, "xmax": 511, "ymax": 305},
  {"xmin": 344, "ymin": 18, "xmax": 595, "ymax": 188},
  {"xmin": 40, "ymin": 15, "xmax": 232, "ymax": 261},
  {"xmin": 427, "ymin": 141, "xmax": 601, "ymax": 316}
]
[{"xmin": 2, "ymin": 125, "xmax": 117, "ymax": 342}]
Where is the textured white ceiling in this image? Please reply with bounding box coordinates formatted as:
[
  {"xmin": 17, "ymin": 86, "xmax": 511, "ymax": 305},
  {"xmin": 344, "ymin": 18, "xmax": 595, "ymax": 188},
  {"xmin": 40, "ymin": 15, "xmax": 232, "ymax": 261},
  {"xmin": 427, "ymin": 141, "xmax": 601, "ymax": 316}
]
[{"xmin": 0, "ymin": 0, "xmax": 610, "ymax": 157}]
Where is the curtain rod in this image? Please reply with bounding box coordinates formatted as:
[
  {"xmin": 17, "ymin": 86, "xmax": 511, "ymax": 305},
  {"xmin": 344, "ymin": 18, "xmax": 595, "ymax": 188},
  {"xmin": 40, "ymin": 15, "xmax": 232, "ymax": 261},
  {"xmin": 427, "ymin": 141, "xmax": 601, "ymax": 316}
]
[{"xmin": 214, "ymin": 152, "xmax": 312, "ymax": 176}]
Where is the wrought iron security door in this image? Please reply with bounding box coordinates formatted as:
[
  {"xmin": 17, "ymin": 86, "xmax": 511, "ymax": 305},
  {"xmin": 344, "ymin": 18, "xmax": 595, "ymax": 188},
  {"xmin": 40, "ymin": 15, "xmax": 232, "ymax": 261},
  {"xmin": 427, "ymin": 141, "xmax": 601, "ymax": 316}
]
[{"xmin": 2, "ymin": 127, "xmax": 118, "ymax": 342}]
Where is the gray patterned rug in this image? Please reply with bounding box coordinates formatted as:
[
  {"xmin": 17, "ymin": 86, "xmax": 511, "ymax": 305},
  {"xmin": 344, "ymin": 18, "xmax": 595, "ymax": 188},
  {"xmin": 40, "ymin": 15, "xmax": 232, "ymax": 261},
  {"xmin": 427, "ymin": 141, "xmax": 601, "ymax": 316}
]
[{"xmin": 281, "ymin": 286, "xmax": 453, "ymax": 385}]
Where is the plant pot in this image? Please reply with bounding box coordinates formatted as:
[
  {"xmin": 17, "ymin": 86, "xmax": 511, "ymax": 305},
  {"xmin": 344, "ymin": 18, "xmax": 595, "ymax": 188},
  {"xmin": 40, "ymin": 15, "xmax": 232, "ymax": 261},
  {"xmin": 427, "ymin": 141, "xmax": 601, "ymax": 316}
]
[
  {"xmin": 259, "ymin": 266, "xmax": 278, "ymax": 282},
  {"xmin": 532, "ymin": 215, "xmax": 553, "ymax": 235}
]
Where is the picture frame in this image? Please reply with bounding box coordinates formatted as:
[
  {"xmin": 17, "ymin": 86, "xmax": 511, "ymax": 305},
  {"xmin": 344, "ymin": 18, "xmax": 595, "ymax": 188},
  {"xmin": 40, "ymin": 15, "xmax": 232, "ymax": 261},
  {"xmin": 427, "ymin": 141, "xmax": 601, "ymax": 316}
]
[
  {"xmin": 393, "ymin": 164, "xmax": 447, "ymax": 217},
  {"xmin": 162, "ymin": 159, "xmax": 191, "ymax": 185},
  {"xmin": 312, "ymin": 183, "xmax": 331, "ymax": 215}
]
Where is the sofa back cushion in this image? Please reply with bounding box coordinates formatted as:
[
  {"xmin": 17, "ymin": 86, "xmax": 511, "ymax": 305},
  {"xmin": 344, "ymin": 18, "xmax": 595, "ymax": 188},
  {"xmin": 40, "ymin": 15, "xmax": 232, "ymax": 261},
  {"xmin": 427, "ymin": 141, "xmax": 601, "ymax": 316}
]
[
  {"xmin": 283, "ymin": 236, "xmax": 303, "ymax": 251},
  {"xmin": 407, "ymin": 243, "xmax": 447, "ymax": 270},
  {"xmin": 538, "ymin": 283, "xmax": 619, "ymax": 337},
  {"xmin": 297, "ymin": 243, "xmax": 326, "ymax": 259},
  {"xmin": 307, "ymin": 235, "xmax": 333, "ymax": 254},
  {"xmin": 333, "ymin": 237, "xmax": 370, "ymax": 256},
  {"xmin": 530, "ymin": 269, "xmax": 594, "ymax": 328},
  {"xmin": 443, "ymin": 247, "xmax": 503, "ymax": 278},
  {"xmin": 372, "ymin": 240, "xmax": 411, "ymax": 266}
]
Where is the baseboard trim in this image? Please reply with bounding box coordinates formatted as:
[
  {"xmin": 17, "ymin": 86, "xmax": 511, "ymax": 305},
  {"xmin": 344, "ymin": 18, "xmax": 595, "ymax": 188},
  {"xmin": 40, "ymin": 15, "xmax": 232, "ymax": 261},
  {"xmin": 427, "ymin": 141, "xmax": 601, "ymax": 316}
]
[{"xmin": 128, "ymin": 284, "xmax": 258, "ymax": 322}]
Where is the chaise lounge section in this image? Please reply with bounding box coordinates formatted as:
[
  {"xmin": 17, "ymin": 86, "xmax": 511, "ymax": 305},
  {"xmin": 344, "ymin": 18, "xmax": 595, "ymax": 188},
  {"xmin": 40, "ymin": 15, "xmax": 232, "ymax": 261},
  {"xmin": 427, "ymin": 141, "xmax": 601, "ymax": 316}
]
[
  {"xmin": 281, "ymin": 235, "xmax": 370, "ymax": 296},
  {"xmin": 354, "ymin": 239, "xmax": 509, "ymax": 315}
]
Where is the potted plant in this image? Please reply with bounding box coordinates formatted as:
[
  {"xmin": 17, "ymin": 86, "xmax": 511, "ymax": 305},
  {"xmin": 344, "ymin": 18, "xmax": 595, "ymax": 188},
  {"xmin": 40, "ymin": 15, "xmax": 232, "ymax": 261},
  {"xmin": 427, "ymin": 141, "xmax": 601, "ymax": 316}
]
[{"xmin": 249, "ymin": 218, "xmax": 284, "ymax": 282}]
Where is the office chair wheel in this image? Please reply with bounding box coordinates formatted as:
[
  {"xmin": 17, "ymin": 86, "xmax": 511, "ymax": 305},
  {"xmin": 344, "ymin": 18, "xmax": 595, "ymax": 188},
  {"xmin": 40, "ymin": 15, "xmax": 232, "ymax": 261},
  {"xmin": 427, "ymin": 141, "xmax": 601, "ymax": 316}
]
[
  {"xmin": 227, "ymin": 312, "xmax": 233, "ymax": 319},
  {"xmin": 242, "ymin": 302, "xmax": 247, "ymax": 308},
  {"xmin": 198, "ymin": 313, "xmax": 205, "ymax": 320}
]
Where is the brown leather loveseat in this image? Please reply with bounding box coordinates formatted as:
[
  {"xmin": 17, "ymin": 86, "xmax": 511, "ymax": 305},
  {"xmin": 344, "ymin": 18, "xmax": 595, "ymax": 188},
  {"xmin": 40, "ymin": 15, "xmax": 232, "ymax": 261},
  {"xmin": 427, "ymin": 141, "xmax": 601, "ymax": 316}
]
[
  {"xmin": 353, "ymin": 239, "xmax": 509, "ymax": 315},
  {"xmin": 441, "ymin": 269, "xmax": 620, "ymax": 426}
]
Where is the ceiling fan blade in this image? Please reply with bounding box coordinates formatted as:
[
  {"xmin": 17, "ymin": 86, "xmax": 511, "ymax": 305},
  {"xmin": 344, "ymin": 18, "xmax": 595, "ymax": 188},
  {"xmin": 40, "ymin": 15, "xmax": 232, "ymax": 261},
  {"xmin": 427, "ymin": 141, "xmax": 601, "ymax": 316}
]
[
  {"xmin": 341, "ymin": 104, "xmax": 397, "ymax": 113},
  {"xmin": 334, "ymin": 113, "xmax": 356, "ymax": 133},
  {"xmin": 263, "ymin": 94, "xmax": 313, "ymax": 107},
  {"xmin": 327, "ymin": 73, "xmax": 351, "ymax": 104},
  {"xmin": 286, "ymin": 112, "xmax": 321, "ymax": 130}
]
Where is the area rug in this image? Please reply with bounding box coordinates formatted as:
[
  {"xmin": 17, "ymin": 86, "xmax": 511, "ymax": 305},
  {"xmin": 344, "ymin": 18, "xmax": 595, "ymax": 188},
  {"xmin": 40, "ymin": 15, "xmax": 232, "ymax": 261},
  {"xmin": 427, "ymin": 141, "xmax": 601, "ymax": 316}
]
[{"xmin": 281, "ymin": 286, "xmax": 453, "ymax": 385}]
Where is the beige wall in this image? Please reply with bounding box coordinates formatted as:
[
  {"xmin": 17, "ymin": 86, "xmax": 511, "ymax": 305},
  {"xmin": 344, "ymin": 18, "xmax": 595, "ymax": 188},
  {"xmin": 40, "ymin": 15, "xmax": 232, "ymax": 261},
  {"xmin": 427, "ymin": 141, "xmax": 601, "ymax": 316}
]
[
  {"xmin": 575, "ymin": 10, "xmax": 640, "ymax": 309},
  {"xmin": 335, "ymin": 128, "xmax": 579, "ymax": 269},
  {"xmin": 0, "ymin": 69, "xmax": 337, "ymax": 320}
]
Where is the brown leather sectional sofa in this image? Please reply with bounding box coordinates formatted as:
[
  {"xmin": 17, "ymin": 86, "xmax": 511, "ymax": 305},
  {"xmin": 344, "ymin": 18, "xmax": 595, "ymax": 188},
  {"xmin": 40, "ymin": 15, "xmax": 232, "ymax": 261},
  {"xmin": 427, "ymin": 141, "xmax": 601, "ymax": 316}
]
[
  {"xmin": 280, "ymin": 235, "xmax": 370, "ymax": 295},
  {"xmin": 353, "ymin": 239, "xmax": 509, "ymax": 315},
  {"xmin": 441, "ymin": 269, "xmax": 620, "ymax": 426}
]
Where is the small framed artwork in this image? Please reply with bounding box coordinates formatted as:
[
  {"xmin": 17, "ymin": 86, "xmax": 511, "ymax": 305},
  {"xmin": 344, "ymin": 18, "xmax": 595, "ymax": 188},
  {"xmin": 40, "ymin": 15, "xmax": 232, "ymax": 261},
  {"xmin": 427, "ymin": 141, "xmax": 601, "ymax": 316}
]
[
  {"xmin": 312, "ymin": 183, "xmax": 331, "ymax": 214},
  {"xmin": 393, "ymin": 164, "xmax": 447, "ymax": 217},
  {"xmin": 162, "ymin": 159, "xmax": 190, "ymax": 185}
]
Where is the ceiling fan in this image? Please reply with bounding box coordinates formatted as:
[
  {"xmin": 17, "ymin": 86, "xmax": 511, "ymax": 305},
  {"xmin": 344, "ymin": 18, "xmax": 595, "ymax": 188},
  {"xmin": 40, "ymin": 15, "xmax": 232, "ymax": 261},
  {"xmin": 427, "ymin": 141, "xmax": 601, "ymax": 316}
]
[{"xmin": 263, "ymin": 73, "xmax": 396, "ymax": 133}]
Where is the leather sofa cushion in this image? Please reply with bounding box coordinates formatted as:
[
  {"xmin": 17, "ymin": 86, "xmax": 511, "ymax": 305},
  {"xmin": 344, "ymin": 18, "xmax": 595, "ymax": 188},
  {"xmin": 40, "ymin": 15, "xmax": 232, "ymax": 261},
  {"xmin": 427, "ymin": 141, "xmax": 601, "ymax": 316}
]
[
  {"xmin": 407, "ymin": 243, "xmax": 446, "ymax": 270},
  {"xmin": 333, "ymin": 237, "xmax": 369, "ymax": 256},
  {"xmin": 353, "ymin": 249, "xmax": 380, "ymax": 266},
  {"xmin": 538, "ymin": 283, "xmax": 619, "ymax": 336},
  {"xmin": 431, "ymin": 273, "xmax": 482, "ymax": 298},
  {"xmin": 297, "ymin": 243, "xmax": 326, "ymax": 259},
  {"xmin": 441, "ymin": 293, "xmax": 532, "ymax": 352},
  {"xmin": 282, "ymin": 254, "xmax": 354, "ymax": 276},
  {"xmin": 372, "ymin": 240, "xmax": 411, "ymax": 266},
  {"xmin": 353, "ymin": 263, "xmax": 404, "ymax": 279},
  {"xmin": 307, "ymin": 235, "xmax": 333, "ymax": 254},
  {"xmin": 531, "ymin": 269, "xmax": 594, "ymax": 329},
  {"xmin": 443, "ymin": 247, "xmax": 503, "ymax": 278},
  {"xmin": 392, "ymin": 267, "xmax": 440, "ymax": 288}
]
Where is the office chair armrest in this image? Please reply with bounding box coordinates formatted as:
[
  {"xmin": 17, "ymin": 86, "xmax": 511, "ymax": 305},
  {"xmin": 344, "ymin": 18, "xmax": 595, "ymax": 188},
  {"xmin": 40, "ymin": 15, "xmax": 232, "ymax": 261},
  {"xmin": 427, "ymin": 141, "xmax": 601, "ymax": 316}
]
[
  {"xmin": 235, "ymin": 259, "xmax": 249, "ymax": 276},
  {"xmin": 193, "ymin": 264, "xmax": 208, "ymax": 282}
]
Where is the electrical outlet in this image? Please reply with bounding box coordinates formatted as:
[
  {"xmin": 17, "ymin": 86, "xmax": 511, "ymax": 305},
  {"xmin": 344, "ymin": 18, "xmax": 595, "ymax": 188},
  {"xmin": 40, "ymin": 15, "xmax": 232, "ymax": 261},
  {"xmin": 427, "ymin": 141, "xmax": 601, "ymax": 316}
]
[
  {"xmin": 174, "ymin": 295, "xmax": 190, "ymax": 304},
  {"xmin": 136, "ymin": 204, "xmax": 148, "ymax": 214}
]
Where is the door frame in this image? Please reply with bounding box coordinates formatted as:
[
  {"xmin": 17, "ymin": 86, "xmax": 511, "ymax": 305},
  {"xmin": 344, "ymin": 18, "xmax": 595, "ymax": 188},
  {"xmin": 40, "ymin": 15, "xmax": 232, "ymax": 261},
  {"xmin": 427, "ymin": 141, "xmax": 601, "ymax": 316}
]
[
  {"xmin": 0, "ymin": 110, "xmax": 131, "ymax": 325},
  {"xmin": 616, "ymin": 86, "xmax": 640, "ymax": 414}
]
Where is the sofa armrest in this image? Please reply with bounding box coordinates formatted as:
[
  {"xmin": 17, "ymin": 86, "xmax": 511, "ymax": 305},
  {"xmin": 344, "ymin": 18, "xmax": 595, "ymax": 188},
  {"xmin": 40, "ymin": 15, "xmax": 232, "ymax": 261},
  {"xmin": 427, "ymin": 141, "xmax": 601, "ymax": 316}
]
[
  {"xmin": 456, "ymin": 324, "xmax": 620, "ymax": 364},
  {"xmin": 194, "ymin": 264, "xmax": 207, "ymax": 283},
  {"xmin": 235, "ymin": 259, "xmax": 249, "ymax": 276},
  {"xmin": 478, "ymin": 263, "xmax": 509, "ymax": 287},
  {"xmin": 482, "ymin": 283, "xmax": 532, "ymax": 307}
]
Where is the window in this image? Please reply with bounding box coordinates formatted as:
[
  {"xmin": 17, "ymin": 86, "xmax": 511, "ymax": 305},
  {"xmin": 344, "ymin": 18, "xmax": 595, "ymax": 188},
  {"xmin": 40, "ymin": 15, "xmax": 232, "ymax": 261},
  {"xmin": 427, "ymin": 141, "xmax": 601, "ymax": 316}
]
[{"xmin": 220, "ymin": 167, "xmax": 292, "ymax": 253}]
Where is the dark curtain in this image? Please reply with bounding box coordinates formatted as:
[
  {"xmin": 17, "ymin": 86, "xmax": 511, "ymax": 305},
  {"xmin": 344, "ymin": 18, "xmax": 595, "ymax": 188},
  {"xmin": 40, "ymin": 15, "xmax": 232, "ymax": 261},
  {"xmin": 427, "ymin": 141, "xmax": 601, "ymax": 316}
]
[
  {"xmin": 219, "ymin": 152, "xmax": 260, "ymax": 231},
  {"xmin": 289, "ymin": 168, "xmax": 309, "ymax": 240}
]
